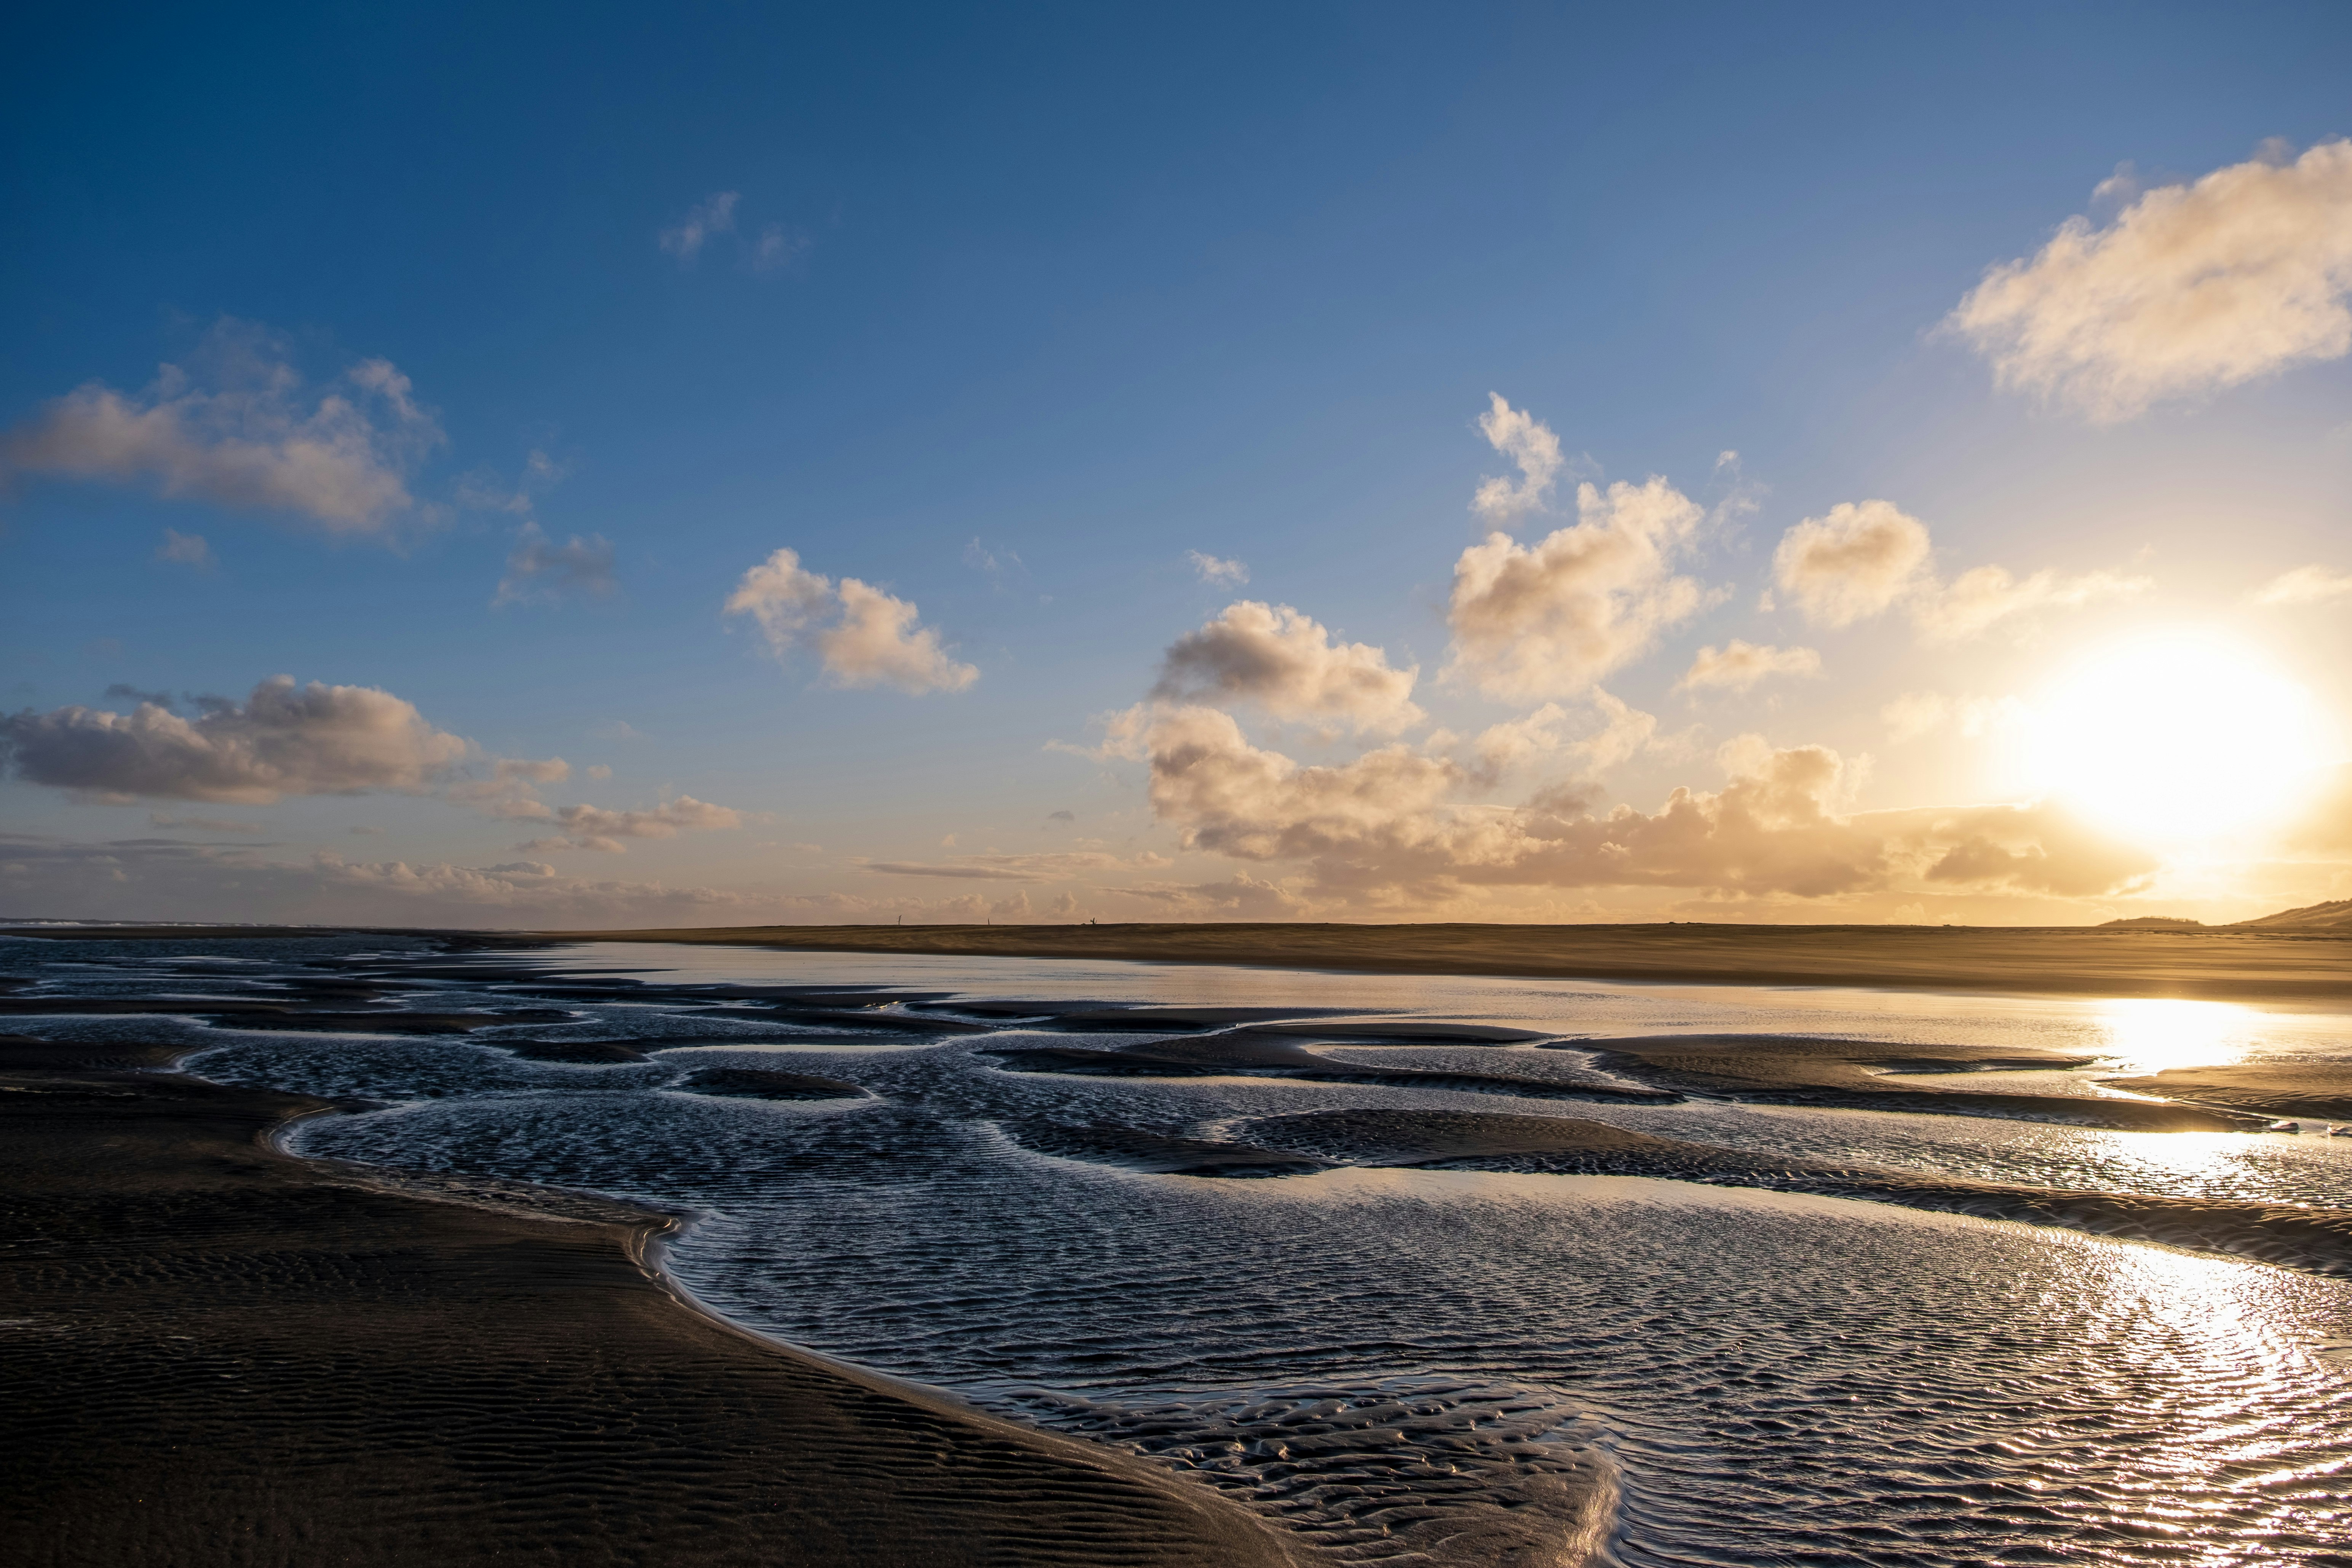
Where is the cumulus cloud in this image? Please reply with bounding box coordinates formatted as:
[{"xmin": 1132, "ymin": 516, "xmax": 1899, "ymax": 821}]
[
  {"xmin": 1152, "ymin": 601, "xmax": 1423, "ymax": 735},
  {"xmin": 494, "ymin": 522, "xmax": 618, "ymax": 606},
  {"xmin": 155, "ymin": 529, "xmax": 215, "ymax": 569},
  {"xmin": 1464, "ymin": 690, "xmax": 1658, "ymax": 779},
  {"xmin": 0, "ymin": 320, "xmax": 443, "ymax": 535},
  {"xmin": 1677, "ymin": 640, "xmax": 1823, "ymax": 694},
  {"xmin": 1187, "ymin": 550, "xmax": 1249, "ymax": 586},
  {"xmin": 1772, "ymin": 501, "xmax": 1933, "ymax": 627},
  {"xmin": 1446, "ymin": 476, "xmax": 1711, "ymax": 701},
  {"xmin": 1945, "ymin": 140, "xmax": 2352, "ymax": 422},
  {"xmin": 1773, "ymin": 500, "xmax": 2146, "ymax": 641},
  {"xmin": 724, "ymin": 547, "xmax": 978, "ymax": 694},
  {"xmin": 2251, "ymin": 564, "xmax": 2352, "ymax": 606},
  {"xmin": 0, "ymin": 676, "xmax": 468, "ymax": 804},
  {"xmin": 1097, "ymin": 703, "xmax": 2152, "ymax": 905},
  {"xmin": 1472, "ymin": 393, "xmax": 1565, "ymax": 524},
  {"xmin": 660, "ymin": 191, "xmax": 738, "ymax": 262}
]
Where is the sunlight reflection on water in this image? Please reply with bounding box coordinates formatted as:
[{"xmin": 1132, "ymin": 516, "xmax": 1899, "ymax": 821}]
[{"xmin": 2093, "ymin": 997, "xmax": 2264, "ymax": 1075}]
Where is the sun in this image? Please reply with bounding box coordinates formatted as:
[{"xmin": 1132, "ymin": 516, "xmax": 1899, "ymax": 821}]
[{"xmin": 2021, "ymin": 630, "xmax": 2334, "ymax": 848}]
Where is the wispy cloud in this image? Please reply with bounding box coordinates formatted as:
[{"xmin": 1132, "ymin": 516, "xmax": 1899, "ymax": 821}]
[
  {"xmin": 2250, "ymin": 564, "xmax": 2352, "ymax": 606},
  {"xmin": 1186, "ymin": 550, "xmax": 1249, "ymax": 586},
  {"xmin": 1676, "ymin": 640, "xmax": 1823, "ymax": 694},
  {"xmin": 660, "ymin": 191, "xmax": 739, "ymax": 263},
  {"xmin": 494, "ymin": 522, "xmax": 617, "ymax": 606},
  {"xmin": 153, "ymin": 529, "xmax": 216, "ymax": 570}
]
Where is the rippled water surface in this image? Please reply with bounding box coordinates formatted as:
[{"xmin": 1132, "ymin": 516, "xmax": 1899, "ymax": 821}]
[{"xmin": 9, "ymin": 933, "xmax": 2352, "ymax": 1565}]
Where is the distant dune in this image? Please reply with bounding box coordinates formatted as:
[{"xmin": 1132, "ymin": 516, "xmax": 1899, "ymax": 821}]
[
  {"xmin": 2231, "ymin": 898, "xmax": 2352, "ymax": 931},
  {"xmin": 529, "ymin": 919, "xmax": 2352, "ymax": 1005}
]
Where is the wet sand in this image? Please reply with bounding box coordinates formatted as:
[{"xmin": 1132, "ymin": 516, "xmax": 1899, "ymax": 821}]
[
  {"xmin": 1564, "ymin": 1034, "xmax": 2263, "ymax": 1132},
  {"xmin": 2105, "ymin": 1063, "xmax": 2352, "ymax": 1122},
  {"xmin": 0, "ymin": 1032, "xmax": 1296, "ymax": 1568},
  {"xmin": 527, "ymin": 921, "xmax": 2352, "ymax": 1005}
]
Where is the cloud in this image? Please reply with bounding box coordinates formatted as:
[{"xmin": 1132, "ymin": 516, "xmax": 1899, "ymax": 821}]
[
  {"xmin": 861, "ymin": 850, "xmax": 1139, "ymax": 882},
  {"xmin": 724, "ymin": 548, "xmax": 978, "ymax": 694},
  {"xmin": 1677, "ymin": 640, "xmax": 1823, "ymax": 694},
  {"xmin": 1471, "ymin": 393, "xmax": 1565, "ymax": 525},
  {"xmin": 660, "ymin": 191, "xmax": 738, "ymax": 262},
  {"xmin": 1464, "ymin": 690, "xmax": 1657, "ymax": 779},
  {"xmin": 1771, "ymin": 501, "xmax": 1933, "ymax": 627},
  {"xmin": 1187, "ymin": 550, "xmax": 1250, "ymax": 586},
  {"xmin": 1152, "ymin": 601, "xmax": 1423, "ymax": 735},
  {"xmin": 2251, "ymin": 564, "xmax": 2352, "ymax": 606},
  {"xmin": 1773, "ymin": 500, "xmax": 2147, "ymax": 641},
  {"xmin": 103, "ymin": 684, "xmax": 176, "ymax": 709},
  {"xmin": 154, "ymin": 529, "xmax": 215, "ymax": 569},
  {"xmin": 1100, "ymin": 703, "xmax": 2153, "ymax": 905},
  {"xmin": 0, "ymin": 831, "xmax": 1022, "ymax": 929},
  {"xmin": 1909, "ymin": 564, "xmax": 2148, "ymax": 644},
  {"xmin": 510, "ymin": 794, "xmax": 745, "ymax": 854},
  {"xmin": 0, "ymin": 676, "xmax": 468, "ymax": 804},
  {"xmin": 1102, "ymin": 873, "xmax": 1310, "ymax": 919},
  {"xmin": 148, "ymin": 812, "xmax": 259, "ymax": 832},
  {"xmin": 0, "ymin": 320, "xmax": 442, "ymax": 535},
  {"xmin": 1881, "ymin": 692, "xmax": 1949, "ymax": 743},
  {"xmin": 1944, "ymin": 140, "xmax": 2352, "ymax": 421},
  {"xmin": 494, "ymin": 521, "xmax": 618, "ymax": 606},
  {"xmin": 751, "ymin": 223, "xmax": 809, "ymax": 273},
  {"xmin": 1446, "ymin": 476, "xmax": 1711, "ymax": 701}
]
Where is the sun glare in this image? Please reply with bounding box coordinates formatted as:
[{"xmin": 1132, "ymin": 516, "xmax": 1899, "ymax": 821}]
[{"xmin": 2023, "ymin": 630, "xmax": 2333, "ymax": 848}]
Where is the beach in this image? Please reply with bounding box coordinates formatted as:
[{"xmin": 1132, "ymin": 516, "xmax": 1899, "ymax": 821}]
[
  {"xmin": 0, "ymin": 1025, "xmax": 1297, "ymax": 1567},
  {"xmin": 6, "ymin": 924, "xmax": 2351, "ymax": 1565}
]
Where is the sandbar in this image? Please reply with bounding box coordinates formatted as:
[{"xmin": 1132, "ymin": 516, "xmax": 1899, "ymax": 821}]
[{"xmin": 0, "ymin": 1032, "xmax": 1296, "ymax": 1568}]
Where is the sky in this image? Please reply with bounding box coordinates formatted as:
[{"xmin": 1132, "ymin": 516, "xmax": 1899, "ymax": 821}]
[{"xmin": 4, "ymin": 1, "xmax": 2352, "ymax": 929}]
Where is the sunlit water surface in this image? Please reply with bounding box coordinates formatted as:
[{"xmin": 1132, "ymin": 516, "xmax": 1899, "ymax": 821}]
[{"xmin": 9, "ymin": 934, "xmax": 2352, "ymax": 1565}]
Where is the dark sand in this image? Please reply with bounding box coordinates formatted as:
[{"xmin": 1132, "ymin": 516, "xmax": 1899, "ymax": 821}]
[
  {"xmin": 0, "ymin": 1033, "xmax": 1296, "ymax": 1568},
  {"xmin": 2105, "ymin": 1063, "xmax": 2352, "ymax": 1122},
  {"xmin": 1563, "ymin": 1035, "xmax": 2263, "ymax": 1132},
  {"xmin": 979, "ymin": 1029, "xmax": 1676, "ymax": 1105},
  {"xmin": 504, "ymin": 921, "xmax": 2352, "ymax": 1005},
  {"xmin": 1210, "ymin": 1108, "xmax": 2352, "ymax": 1279}
]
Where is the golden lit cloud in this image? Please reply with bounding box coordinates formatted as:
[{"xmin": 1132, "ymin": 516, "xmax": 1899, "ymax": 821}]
[
  {"xmin": 1945, "ymin": 140, "xmax": 2352, "ymax": 422},
  {"xmin": 1446, "ymin": 476, "xmax": 1711, "ymax": 700}
]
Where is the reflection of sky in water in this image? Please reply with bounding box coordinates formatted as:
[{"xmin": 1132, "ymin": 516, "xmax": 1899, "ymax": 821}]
[{"xmin": 14, "ymin": 934, "xmax": 2352, "ymax": 1565}]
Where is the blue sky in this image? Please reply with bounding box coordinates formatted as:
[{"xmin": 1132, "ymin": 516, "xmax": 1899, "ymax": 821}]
[{"xmin": 5, "ymin": 2, "xmax": 2351, "ymax": 925}]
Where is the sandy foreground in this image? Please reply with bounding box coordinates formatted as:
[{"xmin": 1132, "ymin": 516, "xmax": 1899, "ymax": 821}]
[
  {"xmin": 525, "ymin": 921, "xmax": 2352, "ymax": 1005},
  {"xmin": 0, "ymin": 1031, "xmax": 1297, "ymax": 1568}
]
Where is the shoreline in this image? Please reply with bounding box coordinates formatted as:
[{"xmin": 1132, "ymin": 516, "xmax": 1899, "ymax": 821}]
[
  {"xmin": 11, "ymin": 919, "xmax": 2352, "ymax": 1006},
  {"xmin": 0, "ymin": 1032, "xmax": 1301, "ymax": 1568},
  {"xmin": 522, "ymin": 921, "xmax": 2352, "ymax": 1006}
]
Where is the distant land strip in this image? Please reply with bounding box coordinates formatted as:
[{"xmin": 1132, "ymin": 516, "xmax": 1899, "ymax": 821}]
[
  {"xmin": 8, "ymin": 916, "xmax": 2349, "ymax": 1004},
  {"xmin": 521, "ymin": 920, "xmax": 2352, "ymax": 1005}
]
